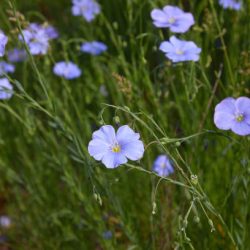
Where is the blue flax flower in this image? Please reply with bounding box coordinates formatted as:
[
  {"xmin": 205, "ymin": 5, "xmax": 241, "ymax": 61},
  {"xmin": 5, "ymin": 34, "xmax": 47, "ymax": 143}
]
[
  {"xmin": 81, "ymin": 41, "xmax": 107, "ymax": 55},
  {"xmin": 0, "ymin": 61, "xmax": 15, "ymax": 76},
  {"xmin": 20, "ymin": 25, "xmax": 49, "ymax": 55},
  {"xmin": 0, "ymin": 78, "xmax": 13, "ymax": 100},
  {"xmin": 219, "ymin": 0, "xmax": 242, "ymax": 10},
  {"xmin": 7, "ymin": 48, "xmax": 27, "ymax": 63},
  {"xmin": 88, "ymin": 125, "xmax": 144, "ymax": 169},
  {"xmin": 0, "ymin": 32, "xmax": 8, "ymax": 57},
  {"xmin": 151, "ymin": 5, "xmax": 194, "ymax": 33},
  {"xmin": 53, "ymin": 61, "xmax": 81, "ymax": 79},
  {"xmin": 19, "ymin": 23, "xmax": 58, "ymax": 55},
  {"xmin": 214, "ymin": 97, "xmax": 250, "ymax": 136},
  {"xmin": 152, "ymin": 155, "xmax": 174, "ymax": 177},
  {"xmin": 159, "ymin": 36, "xmax": 201, "ymax": 63},
  {"xmin": 72, "ymin": 0, "xmax": 100, "ymax": 22}
]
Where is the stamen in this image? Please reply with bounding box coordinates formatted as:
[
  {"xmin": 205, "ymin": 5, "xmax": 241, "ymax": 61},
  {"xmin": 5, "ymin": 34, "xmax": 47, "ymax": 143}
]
[
  {"xmin": 168, "ymin": 17, "xmax": 176, "ymax": 24},
  {"xmin": 176, "ymin": 49, "xmax": 184, "ymax": 55},
  {"xmin": 112, "ymin": 143, "xmax": 121, "ymax": 153},
  {"xmin": 236, "ymin": 114, "xmax": 244, "ymax": 122}
]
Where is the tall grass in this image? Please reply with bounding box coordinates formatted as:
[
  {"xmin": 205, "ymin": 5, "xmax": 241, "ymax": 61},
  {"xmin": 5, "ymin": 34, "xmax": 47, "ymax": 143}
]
[{"xmin": 0, "ymin": 0, "xmax": 249, "ymax": 249}]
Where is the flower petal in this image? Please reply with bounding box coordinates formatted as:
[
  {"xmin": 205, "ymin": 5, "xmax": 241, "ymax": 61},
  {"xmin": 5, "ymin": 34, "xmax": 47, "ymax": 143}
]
[
  {"xmin": 116, "ymin": 125, "xmax": 139, "ymax": 145},
  {"xmin": 215, "ymin": 97, "xmax": 236, "ymax": 114},
  {"xmin": 121, "ymin": 140, "xmax": 144, "ymax": 161},
  {"xmin": 214, "ymin": 112, "xmax": 235, "ymax": 130},
  {"xmin": 88, "ymin": 139, "xmax": 109, "ymax": 161},
  {"xmin": 101, "ymin": 152, "xmax": 127, "ymax": 169},
  {"xmin": 235, "ymin": 97, "xmax": 250, "ymax": 116},
  {"xmin": 169, "ymin": 36, "xmax": 183, "ymax": 47},
  {"xmin": 159, "ymin": 41, "xmax": 173, "ymax": 53},
  {"xmin": 151, "ymin": 9, "xmax": 167, "ymax": 22},
  {"xmin": 231, "ymin": 121, "xmax": 250, "ymax": 136},
  {"xmin": 92, "ymin": 125, "xmax": 116, "ymax": 144},
  {"xmin": 163, "ymin": 5, "xmax": 184, "ymax": 16}
]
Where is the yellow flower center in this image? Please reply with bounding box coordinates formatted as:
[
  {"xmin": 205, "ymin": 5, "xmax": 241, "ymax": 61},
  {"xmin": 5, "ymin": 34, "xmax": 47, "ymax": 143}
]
[
  {"xmin": 236, "ymin": 114, "xmax": 244, "ymax": 122},
  {"xmin": 112, "ymin": 144, "xmax": 121, "ymax": 153},
  {"xmin": 176, "ymin": 49, "xmax": 184, "ymax": 55},
  {"xmin": 168, "ymin": 17, "xmax": 176, "ymax": 24}
]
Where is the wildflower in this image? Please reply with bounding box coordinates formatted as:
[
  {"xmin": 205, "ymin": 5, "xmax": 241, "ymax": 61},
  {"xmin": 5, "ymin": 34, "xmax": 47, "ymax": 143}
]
[
  {"xmin": 99, "ymin": 84, "xmax": 108, "ymax": 96},
  {"xmin": 151, "ymin": 5, "xmax": 194, "ymax": 33},
  {"xmin": 19, "ymin": 23, "xmax": 58, "ymax": 55},
  {"xmin": 214, "ymin": 97, "xmax": 250, "ymax": 136},
  {"xmin": 159, "ymin": 36, "xmax": 201, "ymax": 63},
  {"xmin": 19, "ymin": 25, "xmax": 49, "ymax": 55},
  {"xmin": 88, "ymin": 125, "xmax": 144, "ymax": 168},
  {"xmin": 103, "ymin": 230, "xmax": 112, "ymax": 239},
  {"xmin": 81, "ymin": 41, "xmax": 107, "ymax": 55},
  {"xmin": 0, "ymin": 78, "xmax": 13, "ymax": 100},
  {"xmin": 7, "ymin": 48, "xmax": 27, "ymax": 63},
  {"xmin": 53, "ymin": 61, "xmax": 82, "ymax": 79},
  {"xmin": 152, "ymin": 155, "xmax": 174, "ymax": 177},
  {"xmin": 72, "ymin": 0, "xmax": 100, "ymax": 22},
  {"xmin": 0, "ymin": 61, "xmax": 15, "ymax": 76},
  {"xmin": 0, "ymin": 215, "xmax": 11, "ymax": 228},
  {"xmin": 219, "ymin": 0, "xmax": 242, "ymax": 10},
  {"xmin": 0, "ymin": 32, "xmax": 8, "ymax": 57}
]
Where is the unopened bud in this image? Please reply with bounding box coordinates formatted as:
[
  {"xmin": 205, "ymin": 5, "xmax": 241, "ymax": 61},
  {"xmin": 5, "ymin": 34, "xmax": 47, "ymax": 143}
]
[
  {"xmin": 113, "ymin": 116, "xmax": 120, "ymax": 124},
  {"xmin": 191, "ymin": 175, "xmax": 198, "ymax": 185},
  {"xmin": 194, "ymin": 216, "xmax": 200, "ymax": 223},
  {"xmin": 152, "ymin": 202, "xmax": 157, "ymax": 215},
  {"xmin": 208, "ymin": 219, "xmax": 215, "ymax": 232}
]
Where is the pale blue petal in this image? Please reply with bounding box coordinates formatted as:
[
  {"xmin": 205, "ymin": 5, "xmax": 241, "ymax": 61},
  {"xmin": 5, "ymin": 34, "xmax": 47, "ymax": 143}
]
[
  {"xmin": 169, "ymin": 14, "xmax": 194, "ymax": 33},
  {"xmin": 88, "ymin": 139, "xmax": 109, "ymax": 161},
  {"xmin": 231, "ymin": 121, "xmax": 250, "ymax": 136},
  {"xmin": 214, "ymin": 112, "xmax": 234, "ymax": 130},
  {"xmin": 0, "ymin": 78, "xmax": 13, "ymax": 100},
  {"xmin": 163, "ymin": 5, "xmax": 184, "ymax": 16},
  {"xmin": 235, "ymin": 97, "xmax": 250, "ymax": 116},
  {"xmin": 153, "ymin": 21, "xmax": 169, "ymax": 28},
  {"xmin": 159, "ymin": 41, "xmax": 173, "ymax": 53},
  {"xmin": 72, "ymin": 6, "xmax": 81, "ymax": 15},
  {"xmin": 151, "ymin": 9, "xmax": 167, "ymax": 23},
  {"xmin": 116, "ymin": 125, "xmax": 140, "ymax": 145},
  {"xmin": 183, "ymin": 53, "xmax": 200, "ymax": 62},
  {"xmin": 92, "ymin": 125, "xmax": 116, "ymax": 144},
  {"xmin": 169, "ymin": 36, "xmax": 183, "ymax": 47},
  {"xmin": 101, "ymin": 152, "xmax": 127, "ymax": 169},
  {"xmin": 122, "ymin": 140, "xmax": 144, "ymax": 161},
  {"xmin": 215, "ymin": 97, "xmax": 236, "ymax": 114}
]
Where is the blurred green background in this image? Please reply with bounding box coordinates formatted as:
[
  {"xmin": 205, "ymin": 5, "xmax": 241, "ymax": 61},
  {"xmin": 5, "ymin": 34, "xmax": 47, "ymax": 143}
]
[{"xmin": 0, "ymin": 0, "xmax": 249, "ymax": 249}]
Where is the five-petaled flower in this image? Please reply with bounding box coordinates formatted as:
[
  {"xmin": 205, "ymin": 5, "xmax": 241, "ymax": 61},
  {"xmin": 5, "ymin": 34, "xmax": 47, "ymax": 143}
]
[
  {"xmin": 19, "ymin": 23, "xmax": 58, "ymax": 55},
  {"xmin": 0, "ymin": 78, "xmax": 13, "ymax": 100},
  {"xmin": 53, "ymin": 61, "xmax": 82, "ymax": 80},
  {"xmin": 214, "ymin": 97, "xmax": 250, "ymax": 136},
  {"xmin": 0, "ymin": 32, "xmax": 8, "ymax": 57},
  {"xmin": 72, "ymin": 0, "xmax": 100, "ymax": 22},
  {"xmin": 88, "ymin": 125, "xmax": 144, "ymax": 169},
  {"xmin": 81, "ymin": 41, "xmax": 107, "ymax": 55},
  {"xmin": 159, "ymin": 36, "xmax": 201, "ymax": 63},
  {"xmin": 152, "ymin": 155, "xmax": 174, "ymax": 177},
  {"xmin": 219, "ymin": 0, "xmax": 242, "ymax": 10},
  {"xmin": 151, "ymin": 5, "xmax": 194, "ymax": 33}
]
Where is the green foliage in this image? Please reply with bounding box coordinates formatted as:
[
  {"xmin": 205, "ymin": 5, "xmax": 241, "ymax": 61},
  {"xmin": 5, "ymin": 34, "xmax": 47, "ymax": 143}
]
[{"xmin": 0, "ymin": 0, "xmax": 249, "ymax": 249}]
